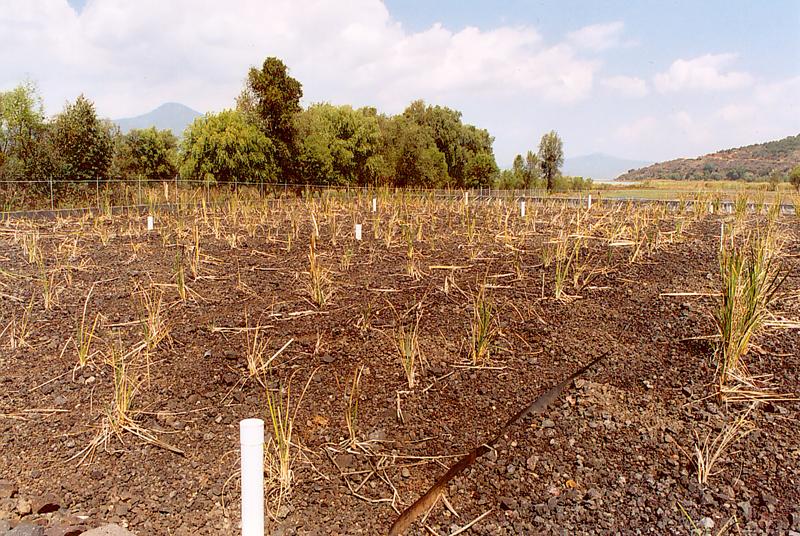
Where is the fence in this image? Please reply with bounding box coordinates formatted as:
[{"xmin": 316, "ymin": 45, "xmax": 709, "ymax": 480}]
[{"xmin": 0, "ymin": 177, "xmax": 796, "ymax": 219}]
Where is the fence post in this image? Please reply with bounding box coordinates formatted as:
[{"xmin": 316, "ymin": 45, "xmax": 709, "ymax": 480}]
[{"xmin": 240, "ymin": 419, "xmax": 264, "ymax": 536}]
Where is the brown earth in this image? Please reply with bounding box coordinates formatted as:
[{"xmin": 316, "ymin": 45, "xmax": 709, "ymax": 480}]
[{"xmin": 1, "ymin": 196, "xmax": 799, "ymax": 535}]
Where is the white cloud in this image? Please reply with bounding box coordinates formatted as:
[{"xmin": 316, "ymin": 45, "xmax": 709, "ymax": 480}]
[
  {"xmin": 654, "ymin": 53, "xmax": 752, "ymax": 92},
  {"xmin": 717, "ymin": 103, "xmax": 757, "ymax": 122},
  {"xmin": 0, "ymin": 0, "xmax": 600, "ymax": 119},
  {"xmin": 2, "ymin": 1, "xmax": 797, "ymax": 166},
  {"xmin": 601, "ymin": 75, "xmax": 648, "ymax": 97},
  {"xmin": 615, "ymin": 116, "xmax": 658, "ymax": 141},
  {"xmin": 567, "ymin": 21, "xmax": 628, "ymax": 52}
]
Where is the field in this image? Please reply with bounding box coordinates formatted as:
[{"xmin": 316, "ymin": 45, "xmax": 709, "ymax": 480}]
[
  {"xmin": 594, "ymin": 180, "xmax": 800, "ymax": 205},
  {"xmin": 1, "ymin": 189, "xmax": 799, "ymax": 535}
]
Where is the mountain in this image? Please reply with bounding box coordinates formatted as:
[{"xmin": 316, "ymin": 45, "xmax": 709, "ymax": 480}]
[
  {"xmin": 562, "ymin": 153, "xmax": 651, "ymax": 181},
  {"xmin": 617, "ymin": 134, "xmax": 800, "ymax": 182},
  {"xmin": 113, "ymin": 103, "xmax": 202, "ymax": 137}
]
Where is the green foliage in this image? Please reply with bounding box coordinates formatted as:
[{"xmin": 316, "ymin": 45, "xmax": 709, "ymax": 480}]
[
  {"xmin": 790, "ymin": 165, "xmax": 800, "ymax": 190},
  {"xmin": 113, "ymin": 127, "xmax": 178, "ymax": 182},
  {"xmin": 495, "ymin": 169, "xmax": 520, "ymax": 189},
  {"xmin": 538, "ymin": 130, "xmax": 564, "ymax": 192},
  {"xmin": 382, "ymin": 115, "xmax": 448, "ymax": 188},
  {"xmin": 51, "ymin": 95, "xmax": 113, "ymax": 183},
  {"xmin": 554, "ymin": 175, "xmax": 593, "ymax": 192},
  {"xmin": 3, "ymin": 57, "xmax": 505, "ymax": 196},
  {"xmin": 179, "ymin": 110, "xmax": 277, "ymax": 185},
  {"xmin": 399, "ymin": 101, "xmax": 497, "ymax": 187},
  {"xmin": 0, "ymin": 81, "xmax": 53, "ymax": 185},
  {"xmin": 237, "ymin": 57, "xmax": 303, "ymax": 180},
  {"xmin": 620, "ymin": 134, "xmax": 800, "ymax": 182},
  {"xmin": 296, "ymin": 104, "xmax": 383, "ymax": 186},
  {"xmin": 510, "ymin": 150, "xmax": 540, "ymax": 189}
]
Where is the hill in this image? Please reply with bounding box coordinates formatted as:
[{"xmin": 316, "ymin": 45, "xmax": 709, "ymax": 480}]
[
  {"xmin": 113, "ymin": 102, "xmax": 202, "ymax": 137},
  {"xmin": 617, "ymin": 134, "xmax": 800, "ymax": 182},
  {"xmin": 563, "ymin": 153, "xmax": 651, "ymax": 181}
]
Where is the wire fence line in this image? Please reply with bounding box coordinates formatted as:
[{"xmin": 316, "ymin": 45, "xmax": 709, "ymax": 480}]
[{"xmin": 1, "ymin": 177, "xmax": 796, "ymax": 219}]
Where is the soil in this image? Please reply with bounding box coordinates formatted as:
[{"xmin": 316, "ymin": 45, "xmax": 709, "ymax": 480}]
[{"xmin": 1, "ymin": 196, "xmax": 799, "ymax": 535}]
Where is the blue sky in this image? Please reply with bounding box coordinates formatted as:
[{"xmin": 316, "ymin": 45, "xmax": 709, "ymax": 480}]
[{"xmin": 4, "ymin": 0, "xmax": 799, "ymax": 166}]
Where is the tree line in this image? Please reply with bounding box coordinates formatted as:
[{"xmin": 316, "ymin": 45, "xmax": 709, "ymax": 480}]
[{"xmin": 0, "ymin": 57, "xmax": 570, "ymax": 195}]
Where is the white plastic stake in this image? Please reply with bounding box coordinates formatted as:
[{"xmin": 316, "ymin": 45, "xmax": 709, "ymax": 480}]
[
  {"xmin": 464, "ymin": 191, "xmax": 469, "ymax": 205},
  {"xmin": 372, "ymin": 198, "xmax": 377, "ymax": 213},
  {"xmin": 709, "ymin": 203, "xmax": 714, "ymax": 214},
  {"xmin": 146, "ymin": 215, "xmax": 154, "ymax": 231},
  {"xmin": 587, "ymin": 194, "xmax": 592, "ymax": 210},
  {"xmin": 355, "ymin": 223, "xmax": 362, "ymax": 241},
  {"xmin": 240, "ymin": 418, "xmax": 264, "ymax": 536},
  {"xmin": 520, "ymin": 200, "xmax": 526, "ymax": 217}
]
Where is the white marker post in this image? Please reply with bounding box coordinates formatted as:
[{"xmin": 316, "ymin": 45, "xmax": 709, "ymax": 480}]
[
  {"xmin": 587, "ymin": 194, "xmax": 592, "ymax": 210},
  {"xmin": 355, "ymin": 223, "xmax": 362, "ymax": 241},
  {"xmin": 520, "ymin": 200, "xmax": 526, "ymax": 218},
  {"xmin": 372, "ymin": 198, "xmax": 377, "ymax": 213},
  {"xmin": 147, "ymin": 215, "xmax": 154, "ymax": 231},
  {"xmin": 240, "ymin": 419, "xmax": 264, "ymax": 536},
  {"xmin": 464, "ymin": 191, "xmax": 469, "ymax": 206}
]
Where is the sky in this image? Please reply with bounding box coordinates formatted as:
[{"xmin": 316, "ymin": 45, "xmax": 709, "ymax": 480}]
[{"xmin": 2, "ymin": 0, "xmax": 799, "ymax": 166}]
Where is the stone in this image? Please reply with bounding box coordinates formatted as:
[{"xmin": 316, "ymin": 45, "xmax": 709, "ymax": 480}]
[
  {"xmin": 335, "ymin": 454, "xmax": 354, "ymax": 469},
  {"xmin": 500, "ymin": 497, "xmax": 519, "ymax": 510},
  {"xmin": 32, "ymin": 493, "xmax": 61, "ymax": 514},
  {"xmin": 44, "ymin": 527, "xmax": 85, "ymax": 536},
  {"xmin": 80, "ymin": 526, "xmax": 137, "ymax": 536},
  {"xmin": 541, "ymin": 419, "xmax": 555, "ymax": 429},
  {"xmin": 7, "ymin": 524, "xmax": 45, "ymax": 536},
  {"xmin": 0, "ymin": 480, "xmax": 16, "ymax": 499},
  {"xmin": 738, "ymin": 500, "xmax": 752, "ymax": 520},
  {"xmin": 16, "ymin": 497, "xmax": 32, "ymax": 516},
  {"xmin": 222, "ymin": 373, "xmax": 238, "ymax": 386},
  {"xmin": 699, "ymin": 517, "xmax": 715, "ymax": 530}
]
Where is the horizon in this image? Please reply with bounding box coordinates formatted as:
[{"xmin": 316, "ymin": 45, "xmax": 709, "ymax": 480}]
[{"xmin": 2, "ymin": 0, "xmax": 798, "ymax": 166}]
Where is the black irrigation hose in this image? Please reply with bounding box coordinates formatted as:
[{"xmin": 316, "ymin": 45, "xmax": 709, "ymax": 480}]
[{"xmin": 388, "ymin": 350, "xmax": 610, "ymax": 536}]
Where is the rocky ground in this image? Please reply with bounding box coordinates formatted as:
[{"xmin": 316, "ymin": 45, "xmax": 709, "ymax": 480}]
[{"xmin": 1, "ymin": 198, "xmax": 798, "ymax": 534}]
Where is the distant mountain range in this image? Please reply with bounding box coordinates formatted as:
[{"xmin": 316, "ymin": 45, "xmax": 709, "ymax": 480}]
[
  {"xmin": 113, "ymin": 102, "xmax": 202, "ymax": 137},
  {"xmin": 617, "ymin": 134, "xmax": 800, "ymax": 182},
  {"xmin": 562, "ymin": 153, "xmax": 651, "ymax": 181}
]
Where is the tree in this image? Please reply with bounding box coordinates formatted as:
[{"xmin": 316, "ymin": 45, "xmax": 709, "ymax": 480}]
[
  {"xmin": 237, "ymin": 57, "xmax": 303, "ymax": 181},
  {"xmin": 382, "ymin": 115, "xmax": 447, "ymax": 188},
  {"xmin": 790, "ymin": 165, "xmax": 800, "ymax": 191},
  {"xmin": 400, "ymin": 100, "xmax": 498, "ymax": 188},
  {"xmin": 512, "ymin": 155, "xmax": 525, "ymax": 184},
  {"xmin": 523, "ymin": 151, "xmax": 540, "ymax": 189},
  {"xmin": 0, "ymin": 81, "xmax": 51, "ymax": 185},
  {"xmin": 767, "ymin": 169, "xmax": 782, "ymax": 191},
  {"xmin": 464, "ymin": 152, "xmax": 497, "ymax": 188},
  {"xmin": 538, "ymin": 130, "xmax": 564, "ymax": 192},
  {"xmin": 114, "ymin": 127, "xmax": 178, "ymax": 183},
  {"xmin": 51, "ymin": 95, "xmax": 113, "ymax": 183},
  {"xmin": 295, "ymin": 104, "xmax": 383, "ymax": 186},
  {"xmin": 179, "ymin": 110, "xmax": 277, "ymax": 186}
]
